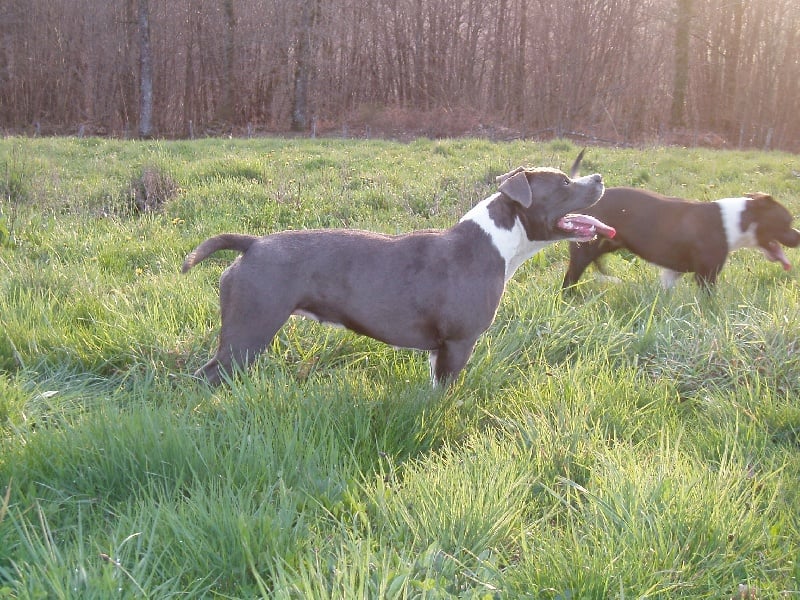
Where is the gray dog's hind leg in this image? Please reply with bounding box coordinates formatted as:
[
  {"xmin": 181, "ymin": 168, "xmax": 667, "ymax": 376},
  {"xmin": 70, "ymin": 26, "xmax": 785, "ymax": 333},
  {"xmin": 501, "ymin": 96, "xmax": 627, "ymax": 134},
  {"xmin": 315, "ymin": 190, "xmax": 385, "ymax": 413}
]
[
  {"xmin": 197, "ymin": 269, "xmax": 293, "ymax": 384},
  {"xmin": 196, "ymin": 321, "xmax": 285, "ymax": 385},
  {"xmin": 208, "ymin": 309, "xmax": 290, "ymax": 383},
  {"xmin": 195, "ymin": 356, "xmax": 226, "ymax": 386},
  {"xmin": 429, "ymin": 339, "xmax": 476, "ymax": 386}
]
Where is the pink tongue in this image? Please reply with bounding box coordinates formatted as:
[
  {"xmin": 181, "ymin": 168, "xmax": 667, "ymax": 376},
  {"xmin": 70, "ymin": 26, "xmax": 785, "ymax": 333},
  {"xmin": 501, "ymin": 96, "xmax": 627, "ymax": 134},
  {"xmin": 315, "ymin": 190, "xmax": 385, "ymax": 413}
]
[
  {"xmin": 560, "ymin": 214, "xmax": 616, "ymax": 238},
  {"xmin": 769, "ymin": 243, "xmax": 791, "ymax": 270}
]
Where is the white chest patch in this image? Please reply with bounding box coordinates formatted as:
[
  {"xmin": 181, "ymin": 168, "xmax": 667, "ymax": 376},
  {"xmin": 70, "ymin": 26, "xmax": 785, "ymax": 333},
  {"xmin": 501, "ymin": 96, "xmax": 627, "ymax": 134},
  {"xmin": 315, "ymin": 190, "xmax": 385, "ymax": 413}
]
[
  {"xmin": 461, "ymin": 193, "xmax": 551, "ymax": 282},
  {"xmin": 715, "ymin": 197, "xmax": 757, "ymax": 251}
]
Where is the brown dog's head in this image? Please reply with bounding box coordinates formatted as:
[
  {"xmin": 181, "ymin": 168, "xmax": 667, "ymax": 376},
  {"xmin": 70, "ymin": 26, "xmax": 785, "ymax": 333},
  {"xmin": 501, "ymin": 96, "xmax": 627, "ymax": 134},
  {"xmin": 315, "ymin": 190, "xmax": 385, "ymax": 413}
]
[{"xmin": 743, "ymin": 192, "xmax": 800, "ymax": 270}]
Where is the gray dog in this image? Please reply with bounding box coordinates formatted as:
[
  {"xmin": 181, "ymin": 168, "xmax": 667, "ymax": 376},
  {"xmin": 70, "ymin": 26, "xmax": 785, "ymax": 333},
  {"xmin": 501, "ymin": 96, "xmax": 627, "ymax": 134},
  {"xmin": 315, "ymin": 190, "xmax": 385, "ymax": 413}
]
[{"xmin": 183, "ymin": 166, "xmax": 613, "ymax": 385}]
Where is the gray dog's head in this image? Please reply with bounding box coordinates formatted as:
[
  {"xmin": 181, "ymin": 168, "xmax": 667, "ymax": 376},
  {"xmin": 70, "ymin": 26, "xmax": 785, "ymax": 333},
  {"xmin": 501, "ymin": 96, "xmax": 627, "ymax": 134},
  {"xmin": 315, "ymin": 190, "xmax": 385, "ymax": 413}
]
[{"xmin": 494, "ymin": 165, "xmax": 612, "ymax": 242}]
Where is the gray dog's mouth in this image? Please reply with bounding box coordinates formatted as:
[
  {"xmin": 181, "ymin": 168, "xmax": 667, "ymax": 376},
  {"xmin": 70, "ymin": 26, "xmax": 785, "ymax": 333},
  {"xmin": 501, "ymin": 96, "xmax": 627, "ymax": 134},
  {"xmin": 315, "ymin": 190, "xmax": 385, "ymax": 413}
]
[{"xmin": 557, "ymin": 214, "xmax": 616, "ymax": 241}]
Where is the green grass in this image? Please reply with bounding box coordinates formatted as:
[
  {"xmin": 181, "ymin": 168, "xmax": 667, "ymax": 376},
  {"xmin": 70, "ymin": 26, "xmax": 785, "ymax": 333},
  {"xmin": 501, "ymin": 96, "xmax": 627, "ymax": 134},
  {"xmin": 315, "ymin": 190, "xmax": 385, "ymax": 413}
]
[{"xmin": 1, "ymin": 136, "xmax": 800, "ymax": 598}]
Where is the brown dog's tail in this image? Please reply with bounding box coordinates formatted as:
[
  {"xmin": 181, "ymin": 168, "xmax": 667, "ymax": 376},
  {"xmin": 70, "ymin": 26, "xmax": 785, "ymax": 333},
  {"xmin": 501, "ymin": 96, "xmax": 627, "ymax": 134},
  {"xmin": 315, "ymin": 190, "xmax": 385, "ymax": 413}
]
[
  {"xmin": 182, "ymin": 233, "xmax": 257, "ymax": 273},
  {"xmin": 570, "ymin": 148, "xmax": 586, "ymax": 178}
]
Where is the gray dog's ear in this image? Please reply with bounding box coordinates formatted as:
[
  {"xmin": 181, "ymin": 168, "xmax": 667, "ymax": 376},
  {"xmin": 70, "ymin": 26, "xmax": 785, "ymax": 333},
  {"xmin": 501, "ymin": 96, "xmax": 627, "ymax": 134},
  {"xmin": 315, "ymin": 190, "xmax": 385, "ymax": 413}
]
[
  {"xmin": 496, "ymin": 166, "xmax": 526, "ymax": 185},
  {"xmin": 497, "ymin": 171, "xmax": 532, "ymax": 207}
]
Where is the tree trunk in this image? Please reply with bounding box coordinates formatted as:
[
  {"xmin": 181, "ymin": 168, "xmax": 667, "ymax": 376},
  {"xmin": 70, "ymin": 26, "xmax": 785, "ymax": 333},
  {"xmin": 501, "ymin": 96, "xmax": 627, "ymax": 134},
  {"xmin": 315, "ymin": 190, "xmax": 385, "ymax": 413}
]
[
  {"xmin": 183, "ymin": 0, "xmax": 196, "ymax": 137},
  {"xmin": 511, "ymin": 0, "xmax": 527, "ymax": 121},
  {"xmin": 291, "ymin": 0, "xmax": 317, "ymax": 131},
  {"xmin": 490, "ymin": 0, "xmax": 508, "ymax": 112},
  {"xmin": 721, "ymin": 0, "xmax": 744, "ymax": 140},
  {"xmin": 670, "ymin": 0, "xmax": 692, "ymax": 127},
  {"xmin": 137, "ymin": 0, "xmax": 154, "ymax": 138},
  {"xmin": 221, "ymin": 0, "xmax": 235, "ymax": 124}
]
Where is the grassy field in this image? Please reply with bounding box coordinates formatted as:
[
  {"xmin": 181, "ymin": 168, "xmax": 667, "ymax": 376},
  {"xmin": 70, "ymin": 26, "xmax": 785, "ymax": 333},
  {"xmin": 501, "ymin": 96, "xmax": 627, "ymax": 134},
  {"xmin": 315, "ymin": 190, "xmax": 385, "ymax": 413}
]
[{"xmin": 1, "ymin": 136, "xmax": 799, "ymax": 599}]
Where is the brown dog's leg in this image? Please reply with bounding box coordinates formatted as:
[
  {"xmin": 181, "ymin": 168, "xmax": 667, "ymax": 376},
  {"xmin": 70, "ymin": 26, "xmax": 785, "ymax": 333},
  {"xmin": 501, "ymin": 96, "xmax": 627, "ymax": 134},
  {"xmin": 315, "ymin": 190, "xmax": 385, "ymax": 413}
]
[
  {"xmin": 563, "ymin": 241, "xmax": 601, "ymax": 289},
  {"xmin": 563, "ymin": 238, "xmax": 621, "ymax": 290},
  {"xmin": 693, "ymin": 265, "xmax": 721, "ymax": 290}
]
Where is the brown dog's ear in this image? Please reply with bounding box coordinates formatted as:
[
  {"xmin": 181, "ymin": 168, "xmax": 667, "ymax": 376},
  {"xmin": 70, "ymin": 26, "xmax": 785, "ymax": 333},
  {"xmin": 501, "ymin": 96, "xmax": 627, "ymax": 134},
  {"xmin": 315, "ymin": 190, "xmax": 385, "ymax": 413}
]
[
  {"xmin": 497, "ymin": 171, "xmax": 532, "ymax": 207},
  {"xmin": 744, "ymin": 192, "xmax": 773, "ymax": 202}
]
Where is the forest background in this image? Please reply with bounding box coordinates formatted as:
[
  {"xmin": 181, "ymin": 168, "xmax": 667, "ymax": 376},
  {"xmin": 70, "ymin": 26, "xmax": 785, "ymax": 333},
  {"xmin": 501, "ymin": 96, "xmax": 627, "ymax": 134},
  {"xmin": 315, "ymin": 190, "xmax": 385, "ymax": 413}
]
[{"xmin": 1, "ymin": 0, "xmax": 799, "ymax": 151}]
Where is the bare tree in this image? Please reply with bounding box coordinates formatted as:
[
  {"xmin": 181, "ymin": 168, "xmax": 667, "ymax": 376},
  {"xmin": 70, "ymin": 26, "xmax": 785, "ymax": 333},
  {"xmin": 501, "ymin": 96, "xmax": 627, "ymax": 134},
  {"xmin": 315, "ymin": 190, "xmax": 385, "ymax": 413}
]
[
  {"xmin": 509, "ymin": 0, "xmax": 528, "ymax": 121},
  {"xmin": 0, "ymin": 2, "xmax": 17, "ymax": 127},
  {"xmin": 291, "ymin": 0, "xmax": 319, "ymax": 131},
  {"xmin": 137, "ymin": 0, "xmax": 154, "ymax": 138},
  {"xmin": 1, "ymin": 0, "xmax": 799, "ymax": 150},
  {"xmin": 221, "ymin": 0, "xmax": 236, "ymax": 124},
  {"xmin": 771, "ymin": 4, "xmax": 799, "ymax": 149},
  {"xmin": 720, "ymin": 0, "xmax": 744, "ymax": 141},
  {"xmin": 670, "ymin": 0, "xmax": 692, "ymax": 127},
  {"xmin": 183, "ymin": 0, "xmax": 198, "ymax": 137}
]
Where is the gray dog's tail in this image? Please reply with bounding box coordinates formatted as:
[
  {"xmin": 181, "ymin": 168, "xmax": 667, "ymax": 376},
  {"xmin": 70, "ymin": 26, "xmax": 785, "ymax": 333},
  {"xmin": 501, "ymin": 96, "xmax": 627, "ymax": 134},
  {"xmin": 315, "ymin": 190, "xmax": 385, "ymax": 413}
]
[{"xmin": 182, "ymin": 233, "xmax": 257, "ymax": 273}]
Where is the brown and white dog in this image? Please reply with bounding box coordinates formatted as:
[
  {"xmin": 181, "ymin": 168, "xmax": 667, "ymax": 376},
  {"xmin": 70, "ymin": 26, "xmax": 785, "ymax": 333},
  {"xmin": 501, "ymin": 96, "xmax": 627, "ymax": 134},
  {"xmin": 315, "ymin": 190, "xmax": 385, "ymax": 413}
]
[
  {"xmin": 182, "ymin": 166, "xmax": 614, "ymax": 386},
  {"xmin": 562, "ymin": 187, "xmax": 800, "ymax": 289}
]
